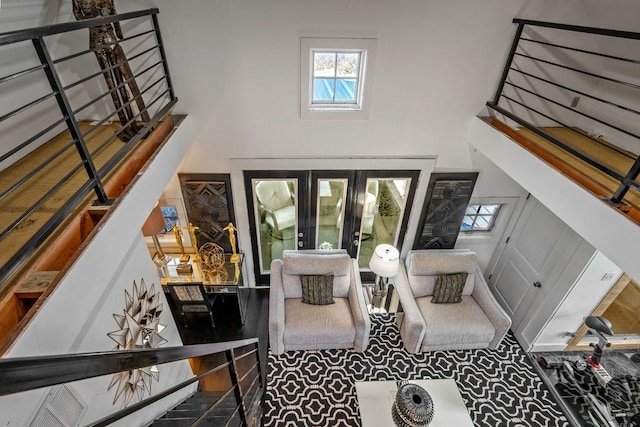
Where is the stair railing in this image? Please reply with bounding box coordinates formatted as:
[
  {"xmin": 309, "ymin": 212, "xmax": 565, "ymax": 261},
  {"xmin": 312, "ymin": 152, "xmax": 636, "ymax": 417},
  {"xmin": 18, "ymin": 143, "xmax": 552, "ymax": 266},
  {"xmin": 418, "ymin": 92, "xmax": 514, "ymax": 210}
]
[
  {"xmin": 0, "ymin": 8, "xmax": 177, "ymax": 287},
  {"xmin": 0, "ymin": 338, "xmax": 263, "ymax": 427},
  {"xmin": 487, "ymin": 19, "xmax": 640, "ymax": 205}
]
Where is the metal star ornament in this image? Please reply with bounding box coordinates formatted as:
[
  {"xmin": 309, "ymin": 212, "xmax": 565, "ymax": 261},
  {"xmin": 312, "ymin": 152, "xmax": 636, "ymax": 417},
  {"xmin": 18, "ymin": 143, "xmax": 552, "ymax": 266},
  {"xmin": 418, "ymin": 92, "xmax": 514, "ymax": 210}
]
[{"xmin": 107, "ymin": 279, "xmax": 167, "ymax": 406}]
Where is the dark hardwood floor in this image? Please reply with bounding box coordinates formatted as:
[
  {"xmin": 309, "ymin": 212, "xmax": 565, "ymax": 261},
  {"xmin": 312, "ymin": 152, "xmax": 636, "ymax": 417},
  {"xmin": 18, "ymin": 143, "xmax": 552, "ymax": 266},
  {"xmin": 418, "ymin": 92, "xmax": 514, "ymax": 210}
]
[{"xmin": 166, "ymin": 288, "xmax": 270, "ymax": 385}]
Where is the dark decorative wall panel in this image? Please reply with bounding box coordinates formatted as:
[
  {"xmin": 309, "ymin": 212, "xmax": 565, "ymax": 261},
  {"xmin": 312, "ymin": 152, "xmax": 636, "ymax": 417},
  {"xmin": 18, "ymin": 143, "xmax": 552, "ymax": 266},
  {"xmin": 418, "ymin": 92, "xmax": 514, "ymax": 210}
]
[
  {"xmin": 414, "ymin": 172, "xmax": 478, "ymax": 250},
  {"xmin": 179, "ymin": 174, "xmax": 236, "ymax": 253}
]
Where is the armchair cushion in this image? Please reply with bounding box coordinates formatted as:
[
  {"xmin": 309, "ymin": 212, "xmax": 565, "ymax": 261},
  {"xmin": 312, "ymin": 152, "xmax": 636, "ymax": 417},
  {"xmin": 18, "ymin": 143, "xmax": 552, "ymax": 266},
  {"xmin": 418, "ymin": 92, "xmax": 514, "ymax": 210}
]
[
  {"xmin": 301, "ymin": 274, "xmax": 335, "ymax": 305},
  {"xmin": 284, "ymin": 298, "xmax": 356, "ymax": 349},
  {"xmin": 416, "ymin": 296, "xmax": 496, "ymax": 351},
  {"xmin": 431, "ymin": 273, "xmax": 467, "ymax": 304}
]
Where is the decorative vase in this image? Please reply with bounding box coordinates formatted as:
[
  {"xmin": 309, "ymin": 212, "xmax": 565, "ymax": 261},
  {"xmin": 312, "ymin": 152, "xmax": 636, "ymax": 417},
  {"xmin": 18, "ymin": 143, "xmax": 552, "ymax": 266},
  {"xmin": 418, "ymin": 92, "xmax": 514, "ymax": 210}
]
[{"xmin": 391, "ymin": 381, "xmax": 434, "ymax": 427}]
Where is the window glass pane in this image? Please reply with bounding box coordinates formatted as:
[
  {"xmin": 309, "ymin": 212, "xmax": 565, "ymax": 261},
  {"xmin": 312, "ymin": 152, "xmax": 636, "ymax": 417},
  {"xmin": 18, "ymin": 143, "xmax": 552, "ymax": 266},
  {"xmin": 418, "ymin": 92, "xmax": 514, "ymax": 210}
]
[
  {"xmin": 474, "ymin": 216, "xmax": 491, "ymax": 229},
  {"xmin": 253, "ymin": 179, "xmax": 297, "ymax": 273},
  {"xmin": 461, "ymin": 203, "xmax": 502, "ymax": 232},
  {"xmin": 316, "ymin": 179, "xmax": 347, "ymax": 250},
  {"xmin": 335, "ymin": 79, "xmax": 357, "ymax": 102},
  {"xmin": 480, "ymin": 205, "xmax": 498, "ymax": 214},
  {"xmin": 358, "ymin": 178, "xmax": 411, "ymax": 269},
  {"xmin": 313, "ymin": 78, "xmax": 335, "ymax": 102},
  {"xmin": 337, "ymin": 53, "xmax": 359, "ymax": 77},
  {"xmin": 466, "ymin": 205, "xmax": 480, "ymax": 214},
  {"xmin": 160, "ymin": 205, "xmax": 178, "ymax": 233},
  {"xmin": 313, "ymin": 52, "xmax": 335, "ymax": 77},
  {"xmin": 461, "ymin": 216, "xmax": 474, "ymax": 229},
  {"xmin": 161, "ymin": 206, "xmax": 177, "ymax": 217}
]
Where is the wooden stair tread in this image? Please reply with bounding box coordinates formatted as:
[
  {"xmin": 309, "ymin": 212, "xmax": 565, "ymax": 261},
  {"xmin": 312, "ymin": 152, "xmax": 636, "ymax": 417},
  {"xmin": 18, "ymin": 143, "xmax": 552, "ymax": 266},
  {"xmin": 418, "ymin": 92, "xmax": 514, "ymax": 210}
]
[{"xmin": 14, "ymin": 271, "xmax": 59, "ymax": 299}]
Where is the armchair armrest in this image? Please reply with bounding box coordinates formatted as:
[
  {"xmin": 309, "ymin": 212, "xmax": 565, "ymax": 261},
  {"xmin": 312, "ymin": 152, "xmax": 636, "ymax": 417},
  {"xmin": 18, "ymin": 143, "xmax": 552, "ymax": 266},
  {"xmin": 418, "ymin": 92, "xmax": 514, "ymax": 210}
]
[
  {"xmin": 269, "ymin": 259, "xmax": 286, "ymax": 355},
  {"xmin": 471, "ymin": 266, "xmax": 512, "ymax": 349},
  {"xmin": 348, "ymin": 259, "xmax": 371, "ymax": 352},
  {"xmin": 393, "ymin": 263, "xmax": 427, "ymax": 353}
]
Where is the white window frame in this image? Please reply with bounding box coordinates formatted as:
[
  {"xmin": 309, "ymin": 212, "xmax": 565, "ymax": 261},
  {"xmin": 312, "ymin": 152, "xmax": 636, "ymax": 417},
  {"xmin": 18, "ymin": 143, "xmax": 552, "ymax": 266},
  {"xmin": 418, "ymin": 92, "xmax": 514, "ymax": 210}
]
[
  {"xmin": 461, "ymin": 203, "xmax": 502, "ymax": 232},
  {"xmin": 300, "ymin": 37, "xmax": 377, "ymax": 120}
]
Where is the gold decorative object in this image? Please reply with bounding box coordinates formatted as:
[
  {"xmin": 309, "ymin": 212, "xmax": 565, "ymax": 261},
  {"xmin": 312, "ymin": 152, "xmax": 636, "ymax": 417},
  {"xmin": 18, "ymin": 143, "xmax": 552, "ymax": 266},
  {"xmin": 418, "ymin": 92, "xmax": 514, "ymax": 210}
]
[
  {"xmin": 187, "ymin": 222, "xmax": 201, "ymax": 262},
  {"xmin": 199, "ymin": 242, "xmax": 228, "ymax": 283},
  {"xmin": 172, "ymin": 224, "xmax": 190, "ymax": 262},
  {"xmin": 223, "ymin": 222, "xmax": 240, "ymax": 262},
  {"xmin": 176, "ymin": 263, "xmax": 193, "ymax": 275},
  {"xmin": 107, "ymin": 279, "xmax": 167, "ymax": 407}
]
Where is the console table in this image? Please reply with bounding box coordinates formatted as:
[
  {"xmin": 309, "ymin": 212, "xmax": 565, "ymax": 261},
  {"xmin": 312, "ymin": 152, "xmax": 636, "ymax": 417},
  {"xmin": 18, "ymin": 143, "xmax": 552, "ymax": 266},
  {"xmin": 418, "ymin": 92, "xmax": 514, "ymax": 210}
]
[
  {"xmin": 157, "ymin": 253, "xmax": 248, "ymax": 324},
  {"xmin": 355, "ymin": 379, "xmax": 473, "ymax": 426}
]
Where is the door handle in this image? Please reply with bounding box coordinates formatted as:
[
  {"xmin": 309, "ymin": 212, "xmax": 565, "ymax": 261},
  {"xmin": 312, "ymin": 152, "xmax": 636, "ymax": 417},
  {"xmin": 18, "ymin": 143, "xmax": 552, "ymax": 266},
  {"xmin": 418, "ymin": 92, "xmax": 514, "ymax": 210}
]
[
  {"xmin": 298, "ymin": 241, "xmax": 304, "ymax": 248},
  {"xmin": 353, "ymin": 240, "xmax": 359, "ymax": 247},
  {"xmin": 533, "ymin": 281, "xmax": 542, "ymax": 288}
]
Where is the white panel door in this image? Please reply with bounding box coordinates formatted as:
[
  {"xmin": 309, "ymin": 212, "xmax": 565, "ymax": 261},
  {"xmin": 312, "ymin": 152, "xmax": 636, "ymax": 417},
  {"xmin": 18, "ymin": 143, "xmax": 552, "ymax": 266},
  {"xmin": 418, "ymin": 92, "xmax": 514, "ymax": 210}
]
[{"xmin": 489, "ymin": 196, "xmax": 583, "ymax": 341}]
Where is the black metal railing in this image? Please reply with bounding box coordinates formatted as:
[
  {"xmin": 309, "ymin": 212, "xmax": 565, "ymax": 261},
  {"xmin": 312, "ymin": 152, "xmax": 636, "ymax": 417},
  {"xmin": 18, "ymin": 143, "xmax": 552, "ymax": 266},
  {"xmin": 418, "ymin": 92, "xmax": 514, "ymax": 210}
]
[
  {"xmin": 0, "ymin": 8, "xmax": 177, "ymax": 286},
  {"xmin": 0, "ymin": 338, "xmax": 263, "ymax": 427},
  {"xmin": 487, "ymin": 19, "xmax": 640, "ymax": 205}
]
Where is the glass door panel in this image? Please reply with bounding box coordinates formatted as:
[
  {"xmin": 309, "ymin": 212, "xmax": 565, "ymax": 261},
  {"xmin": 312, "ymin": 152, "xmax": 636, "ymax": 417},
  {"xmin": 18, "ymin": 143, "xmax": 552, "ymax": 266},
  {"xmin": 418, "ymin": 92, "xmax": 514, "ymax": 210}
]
[
  {"xmin": 250, "ymin": 177, "xmax": 299, "ymax": 275},
  {"xmin": 356, "ymin": 175, "xmax": 417, "ymax": 270},
  {"xmin": 315, "ymin": 178, "xmax": 348, "ymax": 250}
]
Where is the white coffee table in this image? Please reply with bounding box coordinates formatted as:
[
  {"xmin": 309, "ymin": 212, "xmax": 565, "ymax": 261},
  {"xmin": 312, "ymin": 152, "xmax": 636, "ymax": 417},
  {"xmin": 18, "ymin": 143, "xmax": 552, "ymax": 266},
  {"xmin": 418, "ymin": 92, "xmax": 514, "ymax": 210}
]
[{"xmin": 355, "ymin": 379, "xmax": 473, "ymax": 426}]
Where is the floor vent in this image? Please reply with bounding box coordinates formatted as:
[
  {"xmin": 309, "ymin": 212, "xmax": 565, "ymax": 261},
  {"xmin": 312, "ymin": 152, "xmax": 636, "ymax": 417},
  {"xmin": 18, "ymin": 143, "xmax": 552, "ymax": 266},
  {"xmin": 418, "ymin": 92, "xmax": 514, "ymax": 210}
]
[{"xmin": 30, "ymin": 384, "xmax": 86, "ymax": 427}]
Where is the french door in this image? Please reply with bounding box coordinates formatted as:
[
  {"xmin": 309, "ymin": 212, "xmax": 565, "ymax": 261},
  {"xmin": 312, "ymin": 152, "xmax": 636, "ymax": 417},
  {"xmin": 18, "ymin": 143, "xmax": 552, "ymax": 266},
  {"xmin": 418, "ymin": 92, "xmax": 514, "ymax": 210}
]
[{"xmin": 244, "ymin": 170, "xmax": 419, "ymax": 284}]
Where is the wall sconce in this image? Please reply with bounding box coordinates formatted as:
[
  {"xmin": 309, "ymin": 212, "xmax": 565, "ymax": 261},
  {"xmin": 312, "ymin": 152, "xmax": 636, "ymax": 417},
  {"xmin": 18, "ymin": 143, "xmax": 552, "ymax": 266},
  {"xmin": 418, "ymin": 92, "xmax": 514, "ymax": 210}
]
[
  {"xmin": 142, "ymin": 205, "xmax": 172, "ymax": 265},
  {"xmin": 369, "ymin": 244, "xmax": 400, "ymax": 304}
]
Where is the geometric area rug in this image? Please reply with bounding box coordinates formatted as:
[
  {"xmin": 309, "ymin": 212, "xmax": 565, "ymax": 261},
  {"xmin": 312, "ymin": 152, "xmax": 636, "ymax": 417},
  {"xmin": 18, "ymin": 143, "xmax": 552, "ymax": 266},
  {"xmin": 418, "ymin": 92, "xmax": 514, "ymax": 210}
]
[{"xmin": 263, "ymin": 314, "xmax": 569, "ymax": 426}]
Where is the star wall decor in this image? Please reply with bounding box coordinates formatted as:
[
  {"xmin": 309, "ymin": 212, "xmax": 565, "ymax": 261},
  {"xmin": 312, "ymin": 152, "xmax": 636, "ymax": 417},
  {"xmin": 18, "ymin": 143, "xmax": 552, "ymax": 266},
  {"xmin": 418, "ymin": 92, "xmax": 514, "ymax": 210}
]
[{"xmin": 107, "ymin": 279, "xmax": 167, "ymax": 407}]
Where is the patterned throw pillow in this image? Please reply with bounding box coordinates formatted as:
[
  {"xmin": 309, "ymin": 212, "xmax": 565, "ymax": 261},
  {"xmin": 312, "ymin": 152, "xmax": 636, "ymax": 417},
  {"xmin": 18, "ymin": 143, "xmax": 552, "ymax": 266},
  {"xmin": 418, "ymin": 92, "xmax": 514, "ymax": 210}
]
[
  {"xmin": 301, "ymin": 275, "xmax": 335, "ymax": 305},
  {"xmin": 431, "ymin": 273, "xmax": 468, "ymax": 304}
]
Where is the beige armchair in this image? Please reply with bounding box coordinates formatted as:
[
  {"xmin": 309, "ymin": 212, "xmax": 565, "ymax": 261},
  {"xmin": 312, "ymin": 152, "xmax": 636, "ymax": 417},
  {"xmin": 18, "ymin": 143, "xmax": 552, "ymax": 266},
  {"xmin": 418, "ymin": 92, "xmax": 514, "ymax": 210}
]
[
  {"xmin": 269, "ymin": 250, "xmax": 371, "ymax": 355},
  {"xmin": 394, "ymin": 249, "xmax": 511, "ymax": 353}
]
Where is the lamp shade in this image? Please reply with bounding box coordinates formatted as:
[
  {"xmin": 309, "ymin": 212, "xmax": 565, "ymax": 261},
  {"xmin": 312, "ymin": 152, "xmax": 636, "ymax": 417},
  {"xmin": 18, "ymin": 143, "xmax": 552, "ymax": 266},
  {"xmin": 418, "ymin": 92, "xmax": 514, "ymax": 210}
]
[
  {"xmin": 142, "ymin": 205, "xmax": 166, "ymax": 236},
  {"xmin": 369, "ymin": 244, "xmax": 400, "ymax": 277}
]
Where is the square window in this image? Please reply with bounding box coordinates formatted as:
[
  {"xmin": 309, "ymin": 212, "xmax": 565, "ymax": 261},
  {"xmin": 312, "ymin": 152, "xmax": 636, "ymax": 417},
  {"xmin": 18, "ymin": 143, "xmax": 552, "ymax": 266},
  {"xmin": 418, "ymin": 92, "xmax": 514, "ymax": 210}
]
[
  {"xmin": 311, "ymin": 51, "xmax": 361, "ymax": 104},
  {"xmin": 301, "ymin": 37, "xmax": 377, "ymax": 119},
  {"xmin": 461, "ymin": 204, "xmax": 501, "ymax": 231}
]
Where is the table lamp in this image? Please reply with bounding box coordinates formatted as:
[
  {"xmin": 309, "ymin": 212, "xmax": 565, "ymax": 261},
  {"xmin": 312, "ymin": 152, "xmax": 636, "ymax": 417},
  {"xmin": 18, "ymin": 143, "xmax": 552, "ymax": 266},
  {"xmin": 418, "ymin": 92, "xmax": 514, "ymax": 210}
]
[
  {"xmin": 369, "ymin": 244, "xmax": 400, "ymax": 303},
  {"xmin": 142, "ymin": 205, "xmax": 172, "ymax": 265}
]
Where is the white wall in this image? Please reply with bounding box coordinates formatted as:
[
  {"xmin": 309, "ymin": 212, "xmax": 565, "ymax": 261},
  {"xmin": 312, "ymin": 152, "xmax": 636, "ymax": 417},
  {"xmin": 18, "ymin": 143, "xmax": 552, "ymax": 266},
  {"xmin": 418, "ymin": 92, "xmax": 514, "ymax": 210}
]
[
  {"xmin": 532, "ymin": 250, "xmax": 622, "ymax": 351},
  {"xmin": 455, "ymin": 146, "xmax": 529, "ymax": 273},
  {"xmin": 575, "ymin": 0, "xmax": 640, "ymax": 154},
  {"xmin": 153, "ymin": 0, "xmax": 536, "ymax": 173}
]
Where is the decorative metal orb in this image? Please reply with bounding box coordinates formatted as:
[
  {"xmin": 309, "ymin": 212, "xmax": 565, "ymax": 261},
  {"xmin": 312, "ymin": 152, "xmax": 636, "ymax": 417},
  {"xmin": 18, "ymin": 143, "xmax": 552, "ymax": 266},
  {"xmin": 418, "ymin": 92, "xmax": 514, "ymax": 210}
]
[
  {"xmin": 391, "ymin": 381, "xmax": 434, "ymax": 427},
  {"xmin": 199, "ymin": 242, "xmax": 227, "ymax": 282}
]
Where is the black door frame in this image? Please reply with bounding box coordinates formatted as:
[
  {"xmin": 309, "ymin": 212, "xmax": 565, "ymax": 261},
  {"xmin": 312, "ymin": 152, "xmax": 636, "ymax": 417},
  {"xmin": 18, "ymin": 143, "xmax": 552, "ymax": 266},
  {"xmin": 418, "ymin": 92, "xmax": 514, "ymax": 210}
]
[
  {"xmin": 244, "ymin": 169, "xmax": 420, "ymax": 285},
  {"xmin": 243, "ymin": 170, "xmax": 307, "ymax": 284}
]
